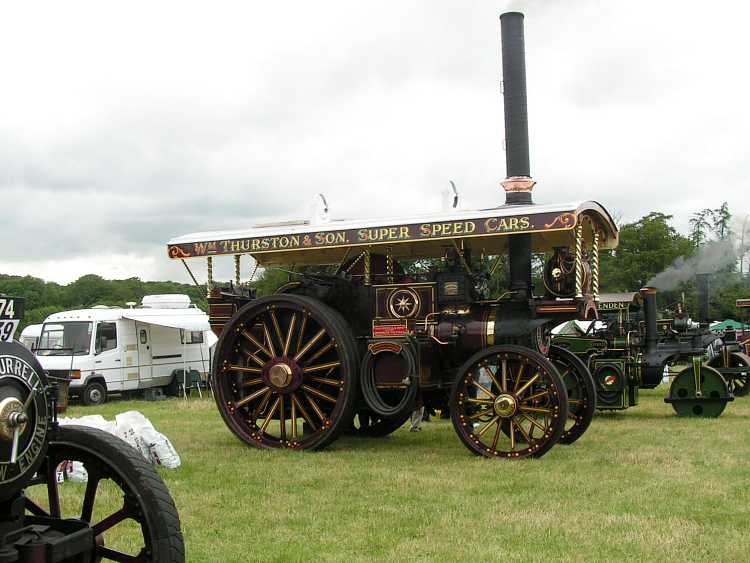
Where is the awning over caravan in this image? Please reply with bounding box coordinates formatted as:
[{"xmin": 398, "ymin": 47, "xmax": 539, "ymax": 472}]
[{"xmin": 121, "ymin": 313, "xmax": 210, "ymax": 332}]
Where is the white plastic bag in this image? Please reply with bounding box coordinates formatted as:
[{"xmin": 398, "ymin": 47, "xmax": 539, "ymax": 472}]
[
  {"xmin": 114, "ymin": 411, "xmax": 154, "ymax": 461},
  {"xmin": 57, "ymin": 410, "xmax": 180, "ymax": 469},
  {"xmin": 140, "ymin": 426, "xmax": 181, "ymax": 469}
]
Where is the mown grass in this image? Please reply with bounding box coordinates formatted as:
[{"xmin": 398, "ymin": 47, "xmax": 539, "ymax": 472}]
[{"xmin": 55, "ymin": 387, "xmax": 750, "ymax": 562}]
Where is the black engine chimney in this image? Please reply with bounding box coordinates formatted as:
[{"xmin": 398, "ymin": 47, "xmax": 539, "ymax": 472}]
[
  {"xmin": 640, "ymin": 287, "xmax": 658, "ymax": 357},
  {"xmin": 500, "ymin": 12, "xmax": 534, "ymax": 295},
  {"xmin": 639, "ymin": 286, "xmax": 664, "ymax": 387},
  {"xmin": 500, "ymin": 11, "xmax": 531, "ymax": 199},
  {"xmin": 696, "ymin": 273, "xmax": 710, "ymax": 324}
]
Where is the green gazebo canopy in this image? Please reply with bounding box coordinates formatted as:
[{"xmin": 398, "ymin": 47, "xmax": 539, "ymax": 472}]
[{"xmin": 710, "ymin": 319, "xmax": 750, "ymax": 333}]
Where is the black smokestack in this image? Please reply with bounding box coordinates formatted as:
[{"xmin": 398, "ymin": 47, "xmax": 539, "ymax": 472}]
[
  {"xmin": 500, "ymin": 12, "xmax": 532, "ymax": 205},
  {"xmin": 500, "ymin": 12, "xmax": 533, "ymax": 296},
  {"xmin": 640, "ymin": 287, "xmax": 658, "ymax": 356},
  {"xmin": 696, "ymin": 273, "xmax": 710, "ymax": 323}
]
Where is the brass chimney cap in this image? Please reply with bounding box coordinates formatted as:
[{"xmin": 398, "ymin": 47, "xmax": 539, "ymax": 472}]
[{"xmin": 501, "ymin": 176, "xmax": 536, "ymax": 194}]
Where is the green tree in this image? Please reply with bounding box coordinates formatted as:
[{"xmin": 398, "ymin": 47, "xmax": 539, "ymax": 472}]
[
  {"xmin": 0, "ymin": 274, "xmax": 208, "ymax": 330},
  {"xmin": 599, "ymin": 212, "xmax": 694, "ymax": 291},
  {"xmin": 689, "ymin": 209, "xmax": 712, "ymax": 247},
  {"xmin": 710, "ymin": 202, "xmax": 732, "ymax": 241}
]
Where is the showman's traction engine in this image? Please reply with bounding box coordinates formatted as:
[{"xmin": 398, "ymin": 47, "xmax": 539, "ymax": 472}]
[{"xmin": 166, "ymin": 13, "xmax": 619, "ymax": 459}]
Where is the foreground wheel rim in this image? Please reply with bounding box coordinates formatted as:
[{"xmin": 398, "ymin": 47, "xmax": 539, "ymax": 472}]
[
  {"xmin": 213, "ymin": 297, "xmax": 356, "ymax": 450},
  {"xmin": 25, "ymin": 432, "xmax": 171, "ymax": 562},
  {"xmin": 452, "ymin": 346, "xmax": 567, "ymax": 459}
]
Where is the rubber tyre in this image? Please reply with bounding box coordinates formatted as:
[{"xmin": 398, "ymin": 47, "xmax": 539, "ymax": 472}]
[
  {"xmin": 164, "ymin": 374, "xmax": 181, "ymax": 397},
  {"xmin": 0, "ymin": 341, "xmax": 50, "ymax": 501},
  {"xmin": 359, "ymin": 342, "xmax": 418, "ymax": 419},
  {"xmin": 346, "ymin": 409, "xmax": 411, "ymax": 438},
  {"xmin": 43, "ymin": 425, "xmax": 185, "ymax": 562},
  {"xmin": 82, "ymin": 381, "xmax": 107, "ymax": 406},
  {"xmin": 549, "ymin": 345, "xmax": 597, "ymax": 445}
]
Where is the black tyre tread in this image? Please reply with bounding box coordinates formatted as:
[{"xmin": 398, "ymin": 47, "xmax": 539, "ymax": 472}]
[
  {"xmin": 164, "ymin": 374, "xmax": 181, "ymax": 397},
  {"xmin": 347, "ymin": 410, "xmax": 411, "ymax": 438},
  {"xmin": 307, "ymin": 298, "xmax": 360, "ymax": 448},
  {"xmin": 82, "ymin": 381, "xmax": 107, "ymax": 406},
  {"xmin": 549, "ymin": 345, "xmax": 597, "ymax": 445},
  {"xmin": 49, "ymin": 425, "xmax": 185, "ymax": 562}
]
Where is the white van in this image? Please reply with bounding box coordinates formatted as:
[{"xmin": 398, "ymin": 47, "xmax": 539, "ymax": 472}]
[
  {"xmin": 35, "ymin": 294, "xmax": 216, "ymax": 405},
  {"xmin": 19, "ymin": 323, "xmax": 43, "ymax": 350}
]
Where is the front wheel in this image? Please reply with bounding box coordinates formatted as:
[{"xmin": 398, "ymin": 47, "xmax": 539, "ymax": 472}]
[
  {"xmin": 450, "ymin": 345, "xmax": 568, "ymax": 459},
  {"xmin": 25, "ymin": 425, "xmax": 185, "ymax": 562},
  {"xmin": 549, "ymin": 345, "xmax": 596, "ymax": 445},
  {"xmin": 82, "ymin": 381, "xmax": 107, "ymax": 406},
  {"xmin": 666, "ymin": 364, "xmax": 730, "ymax": 417}
]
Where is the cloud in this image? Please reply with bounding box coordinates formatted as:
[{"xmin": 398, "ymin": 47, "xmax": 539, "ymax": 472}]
[{"xmin": 2, "ymin": 0, "xmax": 750, "ymax": 284}]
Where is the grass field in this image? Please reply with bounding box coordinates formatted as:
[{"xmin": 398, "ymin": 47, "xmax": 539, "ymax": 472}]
[{"xmin": 52, "ymin": 386, "xmax": 750, "ymax": 562}]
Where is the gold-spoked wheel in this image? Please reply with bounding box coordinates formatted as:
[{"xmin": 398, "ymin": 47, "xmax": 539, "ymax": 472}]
[
  {"xmin": 549, "ymin": 345, "xmax": 596, "ymax": 445},
  {"xmin": 212, "ymin": 295, "xmax": 359, "ymax": 451},
  {"xmin": 708, "ymin": 351, "xmax": 750, "ymax": 397},
  {"xmin": 450, "ymin": 345, "xmax": 568, "ymax": 459}
]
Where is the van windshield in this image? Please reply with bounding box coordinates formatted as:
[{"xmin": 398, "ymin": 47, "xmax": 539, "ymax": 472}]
[{"xmin": 37, "ymin": 322, "xmax": 93, "ymax": 356}]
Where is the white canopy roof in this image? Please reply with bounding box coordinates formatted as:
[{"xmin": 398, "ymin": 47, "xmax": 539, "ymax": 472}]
[
  {"xmin": 121, "ymin": 311, "xmax": 210, "ymax": 332},
  {"xmin": 167, "ymin": 200, "xmax": 618, "ymax": 266}
]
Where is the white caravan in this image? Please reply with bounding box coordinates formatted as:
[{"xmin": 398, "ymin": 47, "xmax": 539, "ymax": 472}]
[
  {"xmin": 35, "ymin": 294, "xmax": 216, "ymax": 405},
  {"xmin": 19, "ymin": 323, "xmax": 43, "ymax": 350}
]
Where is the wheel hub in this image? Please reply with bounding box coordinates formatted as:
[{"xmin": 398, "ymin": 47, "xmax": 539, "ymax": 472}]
[
  {"xmin": 263, "ymin": 359, "xmax": 302, "ymax": 393},
  {"xmin": 493, "ymin": 394, "xmax": 518, "ymax": 418},
  {"xmin": 268, "ymin": 363, "xmax": 293, "ymax": 388},
  {"xmin": 0, "ymin": 397, "xmax": 27, "ymax": 442}
]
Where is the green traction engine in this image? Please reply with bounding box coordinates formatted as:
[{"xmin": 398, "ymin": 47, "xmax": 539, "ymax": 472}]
[{"xmin": 553, "ymin": 276, "xmax": 750, "ymax": 417}]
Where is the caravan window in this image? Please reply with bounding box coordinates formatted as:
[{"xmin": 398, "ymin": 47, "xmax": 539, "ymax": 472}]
[
  {"xmin": 96, "ymin": 322, "xmax": 118, "ymax": 353},
  {"xmin": 180, "ymin": 330, "xmax": 204, "ymax": 344}
]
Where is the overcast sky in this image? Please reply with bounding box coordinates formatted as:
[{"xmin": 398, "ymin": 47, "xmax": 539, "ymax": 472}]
[{"xmin": 2, "ymin": 0, "xmax": 749, "ymax": 285}]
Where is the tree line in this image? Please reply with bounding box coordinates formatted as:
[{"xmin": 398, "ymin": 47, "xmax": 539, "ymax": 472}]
[{"xmin": 0, "ymin": 274, "xmax": 207, "ymax": 331}]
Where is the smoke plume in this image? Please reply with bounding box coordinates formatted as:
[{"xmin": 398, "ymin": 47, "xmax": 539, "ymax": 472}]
[{"xmin": 647, "ymin": 240, "xmax": 737, "ymax": 291}]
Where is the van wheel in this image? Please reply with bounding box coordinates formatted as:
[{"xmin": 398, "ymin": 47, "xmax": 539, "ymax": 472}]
[
  {"xmin": 165, "ymin": 375, "xmax": 181, "ymax": 397},
  {"xmin": 83, "ymin": 381, "xmax": 107, "ymax": 406}
]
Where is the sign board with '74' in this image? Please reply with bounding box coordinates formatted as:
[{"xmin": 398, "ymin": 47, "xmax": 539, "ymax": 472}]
[{"xmin": 0, "ymin": 296, "xmax": 25, "ymax": 342}]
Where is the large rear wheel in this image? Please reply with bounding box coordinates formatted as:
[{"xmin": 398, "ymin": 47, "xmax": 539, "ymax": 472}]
[
  {"xmin": 708, "ymin": 351, "xmax": 750, "ymax": 397},
  {"xmin": 451, "ymin": 345, "xmax": 568, "ymax": 459},
  {"xmin": 212, "ymin": 295, "xmax": 359, "ymax": 451}
]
